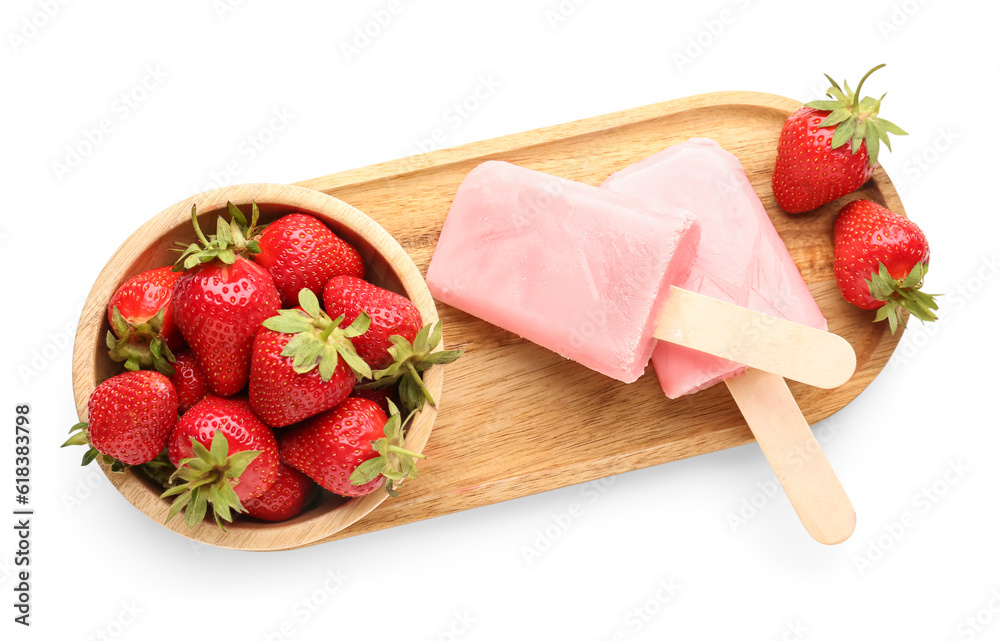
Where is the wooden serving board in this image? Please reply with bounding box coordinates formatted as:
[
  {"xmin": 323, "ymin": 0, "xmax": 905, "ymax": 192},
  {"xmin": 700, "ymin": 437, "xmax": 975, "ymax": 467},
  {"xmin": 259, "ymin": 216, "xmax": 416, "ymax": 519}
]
[{"xmin": 294, "ymin": 91, "xmax": 903, "ymax": 545}]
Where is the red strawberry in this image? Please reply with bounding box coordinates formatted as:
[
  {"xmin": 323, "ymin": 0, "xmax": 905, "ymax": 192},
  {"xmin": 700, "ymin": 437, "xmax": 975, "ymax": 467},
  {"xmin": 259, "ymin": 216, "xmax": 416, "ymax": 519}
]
[
  {"xmin": 106, "ymin": 266, "xmax": 181, "ymax": 375},
  {"xmin": 243, "ymin": 462, "xmax": 316, "ymax": 522},
  {"xmin": 772, "ymin": 64, "xmax": 906, "ymax": 213},
  {"xmin": 279, "ymin": 398, "xmax": 425, "ymax": 498},
  {"xmin": 63, "ymin": 370, "xmax": 178, "ymax": 468},
  {"xmin": 323, "ymin": 276, "xmax": 423, "ymax": 369},
  {"xmin": 324, "ymin": 276, "xmax": 463, "ymax": 414},
  {"xmin": 171, "ymin": 203, "xmax": 281, "ymax": 396},
  {"xmin": 253, "ymin": 213, "xmax": 365, "ymax": 306},
  {"xmin": 167, "ymin": 350, "xmax": 211, "ymax": 413},
  {"xmin": 249, "ymin": 290, "xmax": 372, "ymax": 428},
  {"xmin": 350, "ymin": 385, "xmax": 394, "ymax": 416},
  {"xmin": 833, "ymin": 199, "xmax": 938, "ymax": 333},
  {"xmin": 163, "ymin": 394, "xmax": 279, "ymax": 529}
]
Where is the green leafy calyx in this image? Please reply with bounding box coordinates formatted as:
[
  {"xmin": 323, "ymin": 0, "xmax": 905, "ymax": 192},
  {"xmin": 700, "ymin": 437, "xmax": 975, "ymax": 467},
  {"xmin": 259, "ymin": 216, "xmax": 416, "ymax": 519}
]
[
  {"xmin": 804, "ymin": 63, "xmax": 907, "ymax": 166},
  {"xmin": 261, "ymin": 288, "xmax": 373, "ymax": 381},
  {"xmin": 349, "ymin": 400, "xmax": 427, "ymax": 497},
  {"xmin": 106, "ymin": 306, "xmax": 176, "ymax": 375},
  {"xmin": 868, "ymin": 262, "xmax": 939, "ymax": 334},
  {"xmin": 357, "ymin": 321, "xmax": 462, "ymax": 414},
  {"xmin": 61, "ymin": 422, "xmax": 127, "ymax": 472},
  {"xmin": 160, "ymin": 431, "xmax": 260, "ymax": 531},
  {"xmin": 172, "ymin": 201, "xmax": 265, "ymax": 271}
]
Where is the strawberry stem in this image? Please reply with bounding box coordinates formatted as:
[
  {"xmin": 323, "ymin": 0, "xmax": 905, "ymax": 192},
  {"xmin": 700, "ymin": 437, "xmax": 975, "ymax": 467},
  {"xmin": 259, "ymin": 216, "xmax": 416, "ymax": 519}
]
[
  {"xmin": 853, "ymin": 63, "xmax": 885, "ymax": 111},
  {"xmin": 406, "ymin": 362, "xmax": 437, "ymax": 408},
  {"xmin": 317, "ymin": 321, "xmax": 337, "ymax": 343},
  {"xmin": 386, "ymin": 444, "xmax": 427, "ymax": 460},
  {"xmin": 190, "ymin": 205, "xmax": 211, "ymax": 247}
]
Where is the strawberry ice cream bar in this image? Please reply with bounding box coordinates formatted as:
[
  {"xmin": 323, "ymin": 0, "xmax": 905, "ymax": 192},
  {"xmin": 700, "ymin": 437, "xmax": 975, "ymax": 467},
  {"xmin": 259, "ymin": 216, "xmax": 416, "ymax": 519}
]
[
  {"xmin": 426, "ymin": 160, "xmax": 701, "ymax": 383},
  {"xmin": 601, "ymin": 138, "xmax": 829, "ymax": 398}
]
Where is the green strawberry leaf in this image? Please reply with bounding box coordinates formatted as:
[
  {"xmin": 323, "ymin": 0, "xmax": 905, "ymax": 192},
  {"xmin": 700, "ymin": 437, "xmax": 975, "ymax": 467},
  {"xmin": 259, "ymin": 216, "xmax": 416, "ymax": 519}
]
[
  {"xmin": 171, "ymin": 202, "xmax": 265, "ymax": 271},
  {"xmin": 335, "ymin": 343, "xmax": 372, "ymax": 380},
  {"xmin": 162, "ymin": 433, "xmax": 259, "ymax": 531},
  {"xmin": 880, "ymin": 118, "xmax": 907, "ymax": 136},
  {"xmin": 865, "ymin": 261, "xmax": 939, "ymax": 334},
  {"xmin": 423, "ymin": 349, "xmax": 464, "ymax": 365},
  {"xmin": 365, "ymin": 321, "xmax": 463, "ymax": 414},
  {"xmin": 350, "ymin": 458, "xmax": 387, "ymax": 485},
  {"xmin": 348, "ymin": 401, "xmax": 426, "ymax": 495},
  {"xmin": 226, "ymin": 450, "xmax": 260, "ymax": 480},
  {"xmin": 81, "ymin": 448, "xmax": 100, "ymax": 466},
  {"xmin": 831, "ymin": 122, "xmax": 853, "ymax": 150},
  {"xmin": 263, "ymin": 311, "xmax": 314, "ymax": 334},
  {"xmin": 227, "ymin": 202, "xmax": 248, "ymax": 228},
  {"xmin": 318, "ymin": 344, "xmax": 339, "ymax": 380},
  {"xmin": 807, "ymin": 100, "xmax": 845, "ymax": 113},
  {"xmin": 807, "ymin": 64, "xmax": 906, "ymax": 166},
  {"xmin": 298, "ymin": 288, "xmax": 323, "ymax": 318},
  {"xmin": 344, "ymin": 312, "xmax": 372, "ymax": 338}
]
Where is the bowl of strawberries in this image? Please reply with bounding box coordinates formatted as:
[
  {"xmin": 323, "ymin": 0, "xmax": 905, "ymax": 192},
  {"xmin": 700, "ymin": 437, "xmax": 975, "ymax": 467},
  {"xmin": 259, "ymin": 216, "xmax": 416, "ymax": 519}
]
[{"xmin": 68, "ymin": 183, "xmax": 460, "ymax": 550}]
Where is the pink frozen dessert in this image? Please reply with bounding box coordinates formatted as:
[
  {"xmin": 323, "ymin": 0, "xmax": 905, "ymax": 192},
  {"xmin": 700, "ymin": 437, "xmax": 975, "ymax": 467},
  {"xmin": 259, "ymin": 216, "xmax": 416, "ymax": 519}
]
[
  {"xmin": 602, "ymin": 138, "xmax": 828, "ymax": 398},
  {"xmin": 426, "ymin": 160, "xmax": 700, "ymax": 383}
]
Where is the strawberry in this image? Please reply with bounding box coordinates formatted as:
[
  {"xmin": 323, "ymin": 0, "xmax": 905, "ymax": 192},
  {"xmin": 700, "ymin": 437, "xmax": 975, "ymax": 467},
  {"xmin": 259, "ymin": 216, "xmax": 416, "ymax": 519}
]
[
  {"xmin": 279, "ymin": 398, "xmax": 425, "ymax": 498},
  {"xmin": 167, "ymin": 350, "xmax": 211, "ymax": 414},
  {"xmin": 163, "ymin": 394, "xmax": 279, "ymax": 530},
  {"xmin": 243, "ymin": 462, "xmax": 316, "ymax": 522},
  {"xmin": 253, "ymin": 213, "xmax": 365, "ymax": 306},
  {"xmin": 323, "ymin": 276, "xmax": 423, "ymax": 369},
  {"xmin": 772, "ymin": 64, "xmax": 907, "ymax": 213},
  {"xmin": 171, "ymin": 203, "xmax": 281, "ymax": 396},
  {"xmin": 106, "ymin": 266, "xmax": 181, "ymax": 375},
  {"xmin": 249, "ymin": 289, "xmax": 372, "ymax": 428},
  {"xmin": 324, "ymin": 275, "xmax": 462, "ymax": 413},
  {"xmin": 350, "ymin": 385, "xmax": 394, "ymax": 416},
  {"xmin": 63, "ymin": 370, "xmax": 178, "ymax": 468},
  {"xmin": 833, "ymin": 199, "xmax": 938, "ymax": 333}
]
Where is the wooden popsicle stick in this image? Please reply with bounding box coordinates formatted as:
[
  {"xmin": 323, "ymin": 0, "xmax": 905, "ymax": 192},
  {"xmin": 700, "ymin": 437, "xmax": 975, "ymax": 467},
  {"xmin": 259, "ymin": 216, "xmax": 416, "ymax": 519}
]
[
  {"xmin": 654, "ymin": 285, "xmax": 856, "ymax": 389},
  {"xmin": 725, "ymin": 369, "xmax": 856, "ymax": 544}
]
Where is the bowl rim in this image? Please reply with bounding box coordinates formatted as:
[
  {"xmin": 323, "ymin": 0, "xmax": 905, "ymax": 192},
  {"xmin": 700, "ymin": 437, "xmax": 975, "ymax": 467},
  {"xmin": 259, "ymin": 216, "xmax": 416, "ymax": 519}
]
[{"xmin": 71, "ymin": 182, "xmax": 444, "ymax": 551}]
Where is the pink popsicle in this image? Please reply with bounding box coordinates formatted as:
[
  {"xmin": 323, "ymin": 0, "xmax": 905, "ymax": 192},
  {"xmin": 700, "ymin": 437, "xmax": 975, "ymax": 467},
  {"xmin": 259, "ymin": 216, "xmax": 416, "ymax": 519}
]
[
  {"xmin": 426, "ymin": 160, "xmax": 701, "ymax": 383},
  {"xmin": 602, "ymin": 138, "xmax": 828, "ymax": 398}
]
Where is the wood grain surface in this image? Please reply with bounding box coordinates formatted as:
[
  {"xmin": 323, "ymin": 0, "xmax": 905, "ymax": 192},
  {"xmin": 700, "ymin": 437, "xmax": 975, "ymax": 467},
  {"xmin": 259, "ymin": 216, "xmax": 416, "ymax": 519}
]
[{"xmin": 289, "ymin": 91, "xmax": 905, "ymax": 546}]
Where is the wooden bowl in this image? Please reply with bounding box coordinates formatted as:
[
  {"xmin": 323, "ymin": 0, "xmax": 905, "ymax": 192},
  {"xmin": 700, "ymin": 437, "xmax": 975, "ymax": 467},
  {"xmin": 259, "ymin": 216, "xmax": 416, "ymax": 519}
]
[{"xmin": 71, "ymin": 183, "xmax": 444, "ymax": 551}]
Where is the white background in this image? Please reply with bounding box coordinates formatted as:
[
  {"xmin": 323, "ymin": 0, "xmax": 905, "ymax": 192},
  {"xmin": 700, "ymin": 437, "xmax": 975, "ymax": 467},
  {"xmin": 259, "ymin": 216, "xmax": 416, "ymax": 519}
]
[{"xmin": 2, "ymin": 0, "xmax": 998, "ymax": 638}]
